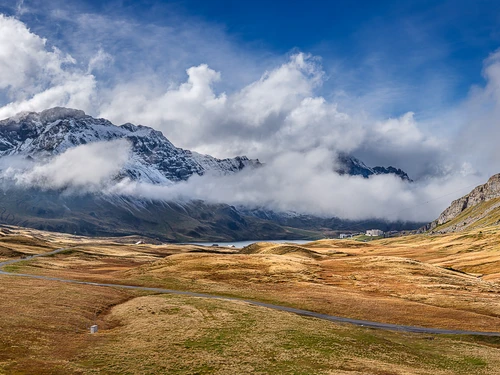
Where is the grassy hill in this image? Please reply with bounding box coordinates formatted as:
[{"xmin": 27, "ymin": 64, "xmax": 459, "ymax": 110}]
[{"xmin": 1, "ymin": 225, "xmax": 500, "ymax": 373}]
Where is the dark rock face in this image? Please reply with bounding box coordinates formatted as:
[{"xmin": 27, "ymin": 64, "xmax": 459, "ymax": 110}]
[
  {"xmin": 372, "ymin": 166, "xmax": 412, "ymax": 182},
  {"xmin": 335, "ymin": 153, "xmax": 412, "ymax": 182}
]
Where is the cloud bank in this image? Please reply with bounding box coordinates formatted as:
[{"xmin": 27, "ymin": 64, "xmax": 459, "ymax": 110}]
[
  {"xmin": 108, "ymin": 151, "xmax": 473, "ymax": 222},
  {"xmin": 0, "ymin": 14, "xmax": 96, "ymax": 118}
]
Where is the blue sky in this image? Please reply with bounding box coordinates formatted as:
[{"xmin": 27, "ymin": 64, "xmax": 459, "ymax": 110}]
[
  {"xmin": 0, "ymin": 0, "xmax": 499, "ymax": 143},
  {"xmin": 3, "ymin": 0, "xmax": 500, "ymax": 119},
  {"xmin": 183, "ymin": 0, "xmax": 500, "ymax": 118},
  {"xmin": 65, "ymin": 1, "xmax": 500, "ymax": 113},
  {"xmin": 1, "ymin": 0, "xmax": 500, "ymax": 219}
]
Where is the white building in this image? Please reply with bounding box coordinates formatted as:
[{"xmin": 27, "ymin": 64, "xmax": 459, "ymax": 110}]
[
  {"xmin": 339, "ymin": 233, "xmax": 351, "ymax": 239},
  {"xmin": 366, "ymin": 229, "xmax": 384, "ymax": 237}
]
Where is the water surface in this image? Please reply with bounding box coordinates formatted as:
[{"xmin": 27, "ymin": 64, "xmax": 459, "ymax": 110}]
[{"xmin": 185, "ymin": 239, "xmax": 311, "ymax": 248}]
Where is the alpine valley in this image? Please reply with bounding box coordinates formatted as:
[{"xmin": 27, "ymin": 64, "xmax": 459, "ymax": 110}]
[{"xmin": 0, "ymin": 108, "xmax": 421, "ymax": 241}]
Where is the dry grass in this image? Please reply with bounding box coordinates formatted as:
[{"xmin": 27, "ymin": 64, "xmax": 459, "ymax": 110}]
[
  {"xmin": 9, "ymin": 228, "xmax": 500, "ymax": 332},
  {"xmin": 71, "ymin": 294, "xmax": 500, "ymax": 375},
  {"xmin": 1, "ymin": 277, "xmax": 499, "ymax": 374},
  {"xmin": 2, "ymin": 225, "xmax": 500, "ymax": 373},
  {"xmin": 0, "ymin": 226, "xmax": 60, "ymax": 261},
  {"xmin": 0, "ymin": 274, "xmax": 137, "ymax": 374},
  {"xmin": 351, "ymin": 228, "xmax": 500, "ymax": 281},
  {"xmin": 240, "ymin": 242, "xmax": 325, "ymax": 259}
]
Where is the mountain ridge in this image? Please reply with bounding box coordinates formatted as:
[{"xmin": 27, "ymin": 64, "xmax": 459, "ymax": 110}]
[
  {"xmin": 0, "ymin": 107, "xmax": 412, "ymax": 185},
  {"xmin": 0, "ymin": 107, "xmax": 261, "ymax": 184},
  {"xmin": 335, "ymin": 153, "xmax": 413, "ymax": 182}
]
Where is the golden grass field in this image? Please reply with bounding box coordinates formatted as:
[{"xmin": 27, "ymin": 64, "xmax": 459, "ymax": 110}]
[{"xmin": 1, "ymin": 224, "xmax": 500, "ymax": 374}]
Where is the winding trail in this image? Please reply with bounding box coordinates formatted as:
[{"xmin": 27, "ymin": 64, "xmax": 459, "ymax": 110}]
[{"xmin": 1, "ymin": 248, "xmax": 500, "ymax": 336}]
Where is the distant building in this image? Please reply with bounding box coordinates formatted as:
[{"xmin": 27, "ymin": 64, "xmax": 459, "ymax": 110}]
[
  {"xmin": 366, "ymin": 229, "xmax": 384, "ymax": 237},
  {"xmin": 339, "ymin": 233, "xmax": 352, "ymax": 239}
]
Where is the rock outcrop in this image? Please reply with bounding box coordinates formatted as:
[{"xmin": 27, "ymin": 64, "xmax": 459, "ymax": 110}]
[{"xmin": 425, "ymin": 174, "xmax": 500, "ymax": 232}]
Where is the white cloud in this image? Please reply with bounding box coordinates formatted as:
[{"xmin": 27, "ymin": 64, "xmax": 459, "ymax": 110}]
[
  {"xmin": 15, "ymin": 0, "xmax": 28, "ymax": 16},
  {"xmin": 445, "ymin": 48, "xmax": 500, "ymax": 179},
  {"xmin": 94, "ymin": 50, "xmax": 446, "ymax": 182},
  {"xmin": 228, "ymin": 53, "xmax": 323, "ymax": 127},
  {"xmin": 354, "ymin": 112, "xmax": 446, "ymax": 179},
  {"xmin": 98, "ymin": 53, "xmax": 327, "ymax": 157},
  {"xmin": 99, "ymin": 63, "xmax": 227, "ymax": 141},
  {"xmin": 12, "ymin": 139, "xmax": 130, "ymax": 191},
  {"xmin": 87, "ymin": 49, "xmax": 113, "ymax": 74},
  {"xmin": 279, "ymin": 97, "xmax": 360, "ymax": 153},
  {"xmin": 373, "ymin": 112, "xmax": 424, "ymax": 146},
  {"xmin": 0, "ymin": 74, "xmax": 96, "ymax": 119},
  {"xmin": 0, "ymin": 14, "xmax": 97, "ymax": 119}
]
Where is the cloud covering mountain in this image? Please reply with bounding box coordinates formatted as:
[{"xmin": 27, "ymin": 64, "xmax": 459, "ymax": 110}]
[
  {"xmin": 0, "ymin": 108, "xmax": 477, "ymax": 223},
  {"xmin": 0, "ymin": 6, "xmax": 499, "ymax": 223}
]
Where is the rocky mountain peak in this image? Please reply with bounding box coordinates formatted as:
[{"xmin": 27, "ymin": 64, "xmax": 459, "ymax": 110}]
[
  {"xmin": 335, "ymin": 153, "xmax": 412, "ymax": 182},
  {"xmin": 0, "ymin": 107, "xmax": 411, "ymax": 187}
]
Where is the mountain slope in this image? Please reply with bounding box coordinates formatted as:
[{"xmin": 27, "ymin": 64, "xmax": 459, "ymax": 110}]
[
  {"xmin": 239, "ymin": 206, "xmax": 423, "ymax": 233},
  {"xmin": 0, "ymin": 186, "xmax": 321, "ymax": 242},
  {"xmin": 0, "ymin": 108, "xmax": 303, "ymax": 241},
  {"xmin": 425, "ymin": 174, "xmax": 500, "ymax": 233}
]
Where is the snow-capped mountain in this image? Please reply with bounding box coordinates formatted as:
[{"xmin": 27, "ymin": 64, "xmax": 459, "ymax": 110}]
[
  {"xmin": 0, "ymin": 107, "xmax": 419, "ymax": 241},
  {"xmin": 0, "ymin": 107, "xmax": 411, "ymax": 185},
  {"xmin": 0, "ymin": 107, "xmax": 261, "ymax": 184}
]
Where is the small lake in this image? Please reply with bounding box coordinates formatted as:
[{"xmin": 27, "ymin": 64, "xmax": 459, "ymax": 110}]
[{"xmin": 185, "ymin": 239, "xmax": 312, "ymax": 248}]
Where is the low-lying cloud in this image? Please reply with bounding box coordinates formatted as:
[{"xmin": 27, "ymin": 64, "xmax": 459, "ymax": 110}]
[
  {"xmin": 106, "ymin": 148, "xmax": 482, "ymax": 222},
  {"xmin": 6, "ymin": 139, "xmax": 130, "ymax": 192},
  {"xmin": 0, "ymin": 137, "xmax": 482, "ymax": 222}
]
